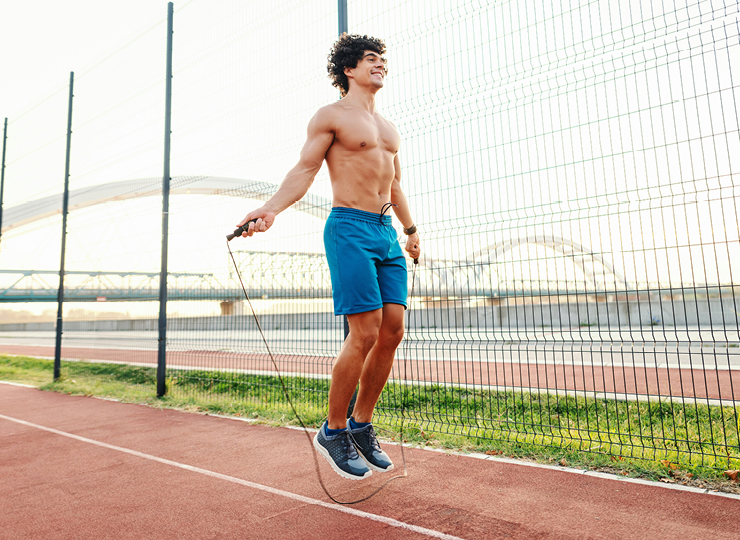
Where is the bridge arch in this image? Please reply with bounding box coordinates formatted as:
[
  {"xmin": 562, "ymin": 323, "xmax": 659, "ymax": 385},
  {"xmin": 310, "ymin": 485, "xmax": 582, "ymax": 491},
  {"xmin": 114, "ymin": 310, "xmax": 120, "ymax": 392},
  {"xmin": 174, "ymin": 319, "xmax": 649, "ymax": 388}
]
[
  {"xmin": 420, "ymin": 234, "xmax": 627, "ymax": 296},
  {"xmin": 1, "ymin": 176, "xmax": 332, "ymax": 233},
  {"xmin": 470, "ymin": 235, "xmax": 627, "ymax": 287},
  {"xmin": 3, "ymin": 181, "xmax": 628, "ymax": 296}
]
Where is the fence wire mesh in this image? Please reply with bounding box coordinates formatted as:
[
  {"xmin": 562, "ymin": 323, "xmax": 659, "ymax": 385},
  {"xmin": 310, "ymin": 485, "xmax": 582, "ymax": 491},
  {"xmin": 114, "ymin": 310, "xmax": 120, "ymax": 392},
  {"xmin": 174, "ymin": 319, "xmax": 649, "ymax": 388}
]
[{"xmin": 0, "ymin": 0, "xmax": 738, "ymax": 470}]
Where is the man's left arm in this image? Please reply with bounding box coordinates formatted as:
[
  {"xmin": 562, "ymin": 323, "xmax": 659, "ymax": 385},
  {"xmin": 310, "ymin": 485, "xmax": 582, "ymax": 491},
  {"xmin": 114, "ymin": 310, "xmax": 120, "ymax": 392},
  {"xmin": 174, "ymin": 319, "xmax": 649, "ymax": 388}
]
[{"xmin": 390, "ymin": 154, "xmax": 421, "ymax": 260}]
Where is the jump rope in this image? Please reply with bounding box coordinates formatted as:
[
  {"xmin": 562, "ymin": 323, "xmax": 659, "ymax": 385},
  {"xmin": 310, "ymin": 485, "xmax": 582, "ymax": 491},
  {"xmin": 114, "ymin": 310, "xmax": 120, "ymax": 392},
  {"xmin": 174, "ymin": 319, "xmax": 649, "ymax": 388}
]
[{"xmin": 226, "ymin": 216, "xmax": 418, "ymax": 505}]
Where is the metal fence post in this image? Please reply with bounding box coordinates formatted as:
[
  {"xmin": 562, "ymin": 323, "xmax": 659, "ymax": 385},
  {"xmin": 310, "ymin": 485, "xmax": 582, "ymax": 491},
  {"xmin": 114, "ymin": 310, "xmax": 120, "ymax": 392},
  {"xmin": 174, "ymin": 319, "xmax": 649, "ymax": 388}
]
[
  {"xmin": 337, "ymin": 0, "xmax": 357, "ymax": 417},
  {"xmin": 338, "ymin": 0, "xmax": 347, "ymax": 34},
  {"xmin": 54, "ymin": 72, "xmax": 75, "ymax": 381},
  {"xmin": 157, "ymin": 2, "xmax": 174, "ymax": 397},
  {"xmin": 0, "ymin": 117, "xmax": 7, "ymax": 247}
]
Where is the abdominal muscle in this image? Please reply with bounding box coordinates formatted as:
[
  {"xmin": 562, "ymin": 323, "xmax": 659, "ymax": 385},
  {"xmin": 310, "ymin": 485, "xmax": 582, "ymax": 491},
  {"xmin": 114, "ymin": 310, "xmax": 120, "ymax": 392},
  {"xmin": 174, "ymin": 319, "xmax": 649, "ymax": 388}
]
[{"xmin": 325, "ymin": 145, "xmax": 396, "ymax": 214}]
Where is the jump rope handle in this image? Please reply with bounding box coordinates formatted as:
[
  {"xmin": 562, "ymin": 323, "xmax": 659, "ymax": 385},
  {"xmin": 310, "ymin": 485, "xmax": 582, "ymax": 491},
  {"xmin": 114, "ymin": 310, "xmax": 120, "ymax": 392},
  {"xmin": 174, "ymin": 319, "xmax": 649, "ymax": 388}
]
[
  {"xmin": 229, "ymin": 221, "xmax": 421, "ymax": 268},
  {"xmin": 227, "ymin": 219, "xmax": 258, "ymax": 241}
]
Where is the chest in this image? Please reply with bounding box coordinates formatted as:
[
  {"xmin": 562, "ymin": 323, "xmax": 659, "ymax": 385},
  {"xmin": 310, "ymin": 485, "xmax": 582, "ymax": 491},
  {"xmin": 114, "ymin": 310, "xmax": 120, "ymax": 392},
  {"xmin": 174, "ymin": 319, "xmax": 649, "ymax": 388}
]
[{"xmin": 337, "ymin": 113, "xmax": 400, "ymax": 153}]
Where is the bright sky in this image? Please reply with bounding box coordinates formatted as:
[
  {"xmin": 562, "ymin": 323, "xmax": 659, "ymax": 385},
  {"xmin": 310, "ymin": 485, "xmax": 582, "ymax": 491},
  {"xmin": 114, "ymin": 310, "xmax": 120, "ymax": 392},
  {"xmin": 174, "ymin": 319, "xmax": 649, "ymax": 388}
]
[
  {"xmin": 0, "ymin": 1, "xmax": 170, "ymax": 120},
  {"xmin": 0, "ymin": 0, "xmax": 738, "ymax": 320},
  {"xmin": 0, "ymin": 0, "xmax": 335, "ymax": 318}
]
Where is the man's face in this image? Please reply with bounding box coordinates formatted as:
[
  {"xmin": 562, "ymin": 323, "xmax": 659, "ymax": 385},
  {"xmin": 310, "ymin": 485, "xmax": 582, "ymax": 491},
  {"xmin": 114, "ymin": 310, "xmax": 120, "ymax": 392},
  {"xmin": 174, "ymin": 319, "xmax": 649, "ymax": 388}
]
[{"xmin": 348, "ymin": 50, "xmax": 387, "ymax": 90}]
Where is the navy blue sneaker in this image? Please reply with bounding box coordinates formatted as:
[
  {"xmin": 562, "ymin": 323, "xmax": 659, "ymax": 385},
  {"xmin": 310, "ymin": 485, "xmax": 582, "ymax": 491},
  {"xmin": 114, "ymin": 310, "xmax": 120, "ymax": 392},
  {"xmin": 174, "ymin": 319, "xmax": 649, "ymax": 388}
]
[
  {"xmin": 348, "ymin": 422, "xmax": 394, "ymax": 472},
  {"xmin": 313, "ymin": 423, "xmax": 372, "ymax": 480}
]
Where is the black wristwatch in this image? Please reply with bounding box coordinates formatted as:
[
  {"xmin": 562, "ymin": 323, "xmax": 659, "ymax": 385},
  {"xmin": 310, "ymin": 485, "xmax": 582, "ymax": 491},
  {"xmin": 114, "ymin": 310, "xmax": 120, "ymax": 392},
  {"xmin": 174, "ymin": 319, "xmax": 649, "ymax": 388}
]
[{"xmin": 403, "ymin": 224, "xmax": 417, "ymax": 235}]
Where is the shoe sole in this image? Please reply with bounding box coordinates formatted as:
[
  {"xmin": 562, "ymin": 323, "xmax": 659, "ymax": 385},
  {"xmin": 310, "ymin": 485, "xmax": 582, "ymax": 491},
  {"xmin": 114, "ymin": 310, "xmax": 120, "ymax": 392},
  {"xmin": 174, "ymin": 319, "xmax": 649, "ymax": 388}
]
[{"xmin": 313, "ymin": 433, "xmax": 372, "ymax": 481}]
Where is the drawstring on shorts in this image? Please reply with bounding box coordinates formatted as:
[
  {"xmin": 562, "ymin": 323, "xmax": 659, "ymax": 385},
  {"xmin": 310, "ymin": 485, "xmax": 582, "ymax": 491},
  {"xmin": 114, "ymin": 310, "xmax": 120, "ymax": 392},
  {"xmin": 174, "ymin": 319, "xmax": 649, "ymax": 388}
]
[{"xmin": 380, "ymin": 202, "xmax": 397, "ymax": 220}]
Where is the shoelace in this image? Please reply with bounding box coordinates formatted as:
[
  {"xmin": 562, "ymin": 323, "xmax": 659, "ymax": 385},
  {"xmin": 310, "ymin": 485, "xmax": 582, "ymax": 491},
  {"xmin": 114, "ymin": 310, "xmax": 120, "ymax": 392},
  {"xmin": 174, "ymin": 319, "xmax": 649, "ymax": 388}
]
[
  {"xmin": 342, "ymin": 431, "xmax": 361, "ymax": 460},
  {"xmin": 365, "ymin": 427, "xmax": 381, "ymax": 451}
]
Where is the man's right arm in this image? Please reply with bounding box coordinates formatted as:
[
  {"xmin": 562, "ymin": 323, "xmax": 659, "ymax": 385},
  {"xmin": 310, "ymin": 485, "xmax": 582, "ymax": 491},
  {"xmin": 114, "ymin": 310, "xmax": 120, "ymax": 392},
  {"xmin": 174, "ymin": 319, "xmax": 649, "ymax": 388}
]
[{"xmin": 236, "ymin": 107, "xmax": 335, "ymax": 236}]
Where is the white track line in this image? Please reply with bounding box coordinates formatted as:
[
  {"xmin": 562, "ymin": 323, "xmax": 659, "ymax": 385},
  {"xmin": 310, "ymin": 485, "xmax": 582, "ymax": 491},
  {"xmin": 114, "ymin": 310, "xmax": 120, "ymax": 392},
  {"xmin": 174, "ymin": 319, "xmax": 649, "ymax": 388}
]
[
  {"xmin": 0, "ymin": 413, "xmax": 467, "ymax": 540},
  {"xmin": 2, "ymin": 382, "xmax": 738, "ymax": 500}
]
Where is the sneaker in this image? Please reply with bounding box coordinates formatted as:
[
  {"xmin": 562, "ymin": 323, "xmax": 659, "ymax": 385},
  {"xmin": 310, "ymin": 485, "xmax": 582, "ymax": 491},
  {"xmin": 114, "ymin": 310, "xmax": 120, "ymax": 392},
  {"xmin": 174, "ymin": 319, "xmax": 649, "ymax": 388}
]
[
  {"xmin": 348, "ymin": 421, "xmax": 394, "ymax": 472},
  {"xmin": 313, "ymin": 423, "xmax": 372, "ymax": 480}
]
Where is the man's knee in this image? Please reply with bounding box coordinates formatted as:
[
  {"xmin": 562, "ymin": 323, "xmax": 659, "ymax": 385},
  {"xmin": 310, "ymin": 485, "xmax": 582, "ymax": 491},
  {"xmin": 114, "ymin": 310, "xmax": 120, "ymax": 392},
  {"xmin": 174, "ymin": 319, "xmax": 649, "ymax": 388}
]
[
  {"xmin": 347, "ymin": 310, "xmax": 382, "ymax": 352},
  {"xmin": 353, "ymin": 328, "xmax": 381, "ymax": 354},
  {"xmin": 379, "ymin": 304, "xmax": 405, "ymax": 348},
  {"xmin": 380, "ymin": 325, "xmax": 404, "ymax": 351}
]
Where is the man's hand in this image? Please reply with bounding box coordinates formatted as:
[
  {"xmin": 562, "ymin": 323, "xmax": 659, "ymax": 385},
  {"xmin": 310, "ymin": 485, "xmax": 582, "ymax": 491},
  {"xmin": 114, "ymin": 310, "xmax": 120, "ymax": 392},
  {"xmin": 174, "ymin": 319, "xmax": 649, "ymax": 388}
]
[
  {"xmin": 236, "ymin": 207, "xmax": 276, "ymax": 237},
  {"xmin": 405, "ymin": 232, "xmax": 420, "ymax": 261}
]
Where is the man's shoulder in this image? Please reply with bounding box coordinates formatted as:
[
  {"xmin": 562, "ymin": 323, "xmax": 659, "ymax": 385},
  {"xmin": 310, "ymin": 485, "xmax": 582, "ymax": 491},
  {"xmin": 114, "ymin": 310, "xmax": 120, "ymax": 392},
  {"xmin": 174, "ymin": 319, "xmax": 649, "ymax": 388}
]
[
  {"xmin": 308, "ymin": 102, "xmax": 343, "ymax": 130},
  {"xmin": 315, "ymin": 100, "xmax": 391, "ymax": 123},
  {"xmin": 310, "ymin": 100, "xmax": 369, "ymax": 131},
  {"xmin": 315, "ymin": 101, "xmax": 345, "ymax": 118}
]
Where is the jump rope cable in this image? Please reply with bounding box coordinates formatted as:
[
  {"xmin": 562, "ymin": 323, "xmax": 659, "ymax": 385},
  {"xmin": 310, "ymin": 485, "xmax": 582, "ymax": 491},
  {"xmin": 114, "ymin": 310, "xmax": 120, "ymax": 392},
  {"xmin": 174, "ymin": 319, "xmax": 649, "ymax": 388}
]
[{"xmin": 226, "ymin": 231, "xmax": 418, "ymax": 505}]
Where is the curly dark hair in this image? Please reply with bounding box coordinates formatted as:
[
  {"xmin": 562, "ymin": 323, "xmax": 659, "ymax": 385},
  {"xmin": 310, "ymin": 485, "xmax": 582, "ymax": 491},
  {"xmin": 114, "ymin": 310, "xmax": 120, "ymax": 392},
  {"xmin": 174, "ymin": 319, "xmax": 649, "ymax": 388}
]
[{"xmin": 327, "ymin": 34, "xmax": 387, "ymax": 97}]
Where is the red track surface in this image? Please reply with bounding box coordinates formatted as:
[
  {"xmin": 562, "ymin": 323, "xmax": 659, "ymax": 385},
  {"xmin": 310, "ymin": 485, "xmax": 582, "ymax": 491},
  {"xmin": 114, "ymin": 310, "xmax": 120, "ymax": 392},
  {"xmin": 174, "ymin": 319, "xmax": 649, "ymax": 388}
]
[
  {"xmin": 3, "ymin": 344, "xmax": 739, "ymax": 402},
  {"xmin": 1, "ymin": 383, "xmax": 738, "ymax": 539}
]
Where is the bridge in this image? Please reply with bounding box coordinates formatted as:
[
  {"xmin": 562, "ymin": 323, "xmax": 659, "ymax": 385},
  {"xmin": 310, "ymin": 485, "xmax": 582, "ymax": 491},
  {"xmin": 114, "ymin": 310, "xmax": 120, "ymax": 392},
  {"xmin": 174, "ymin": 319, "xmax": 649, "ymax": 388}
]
[
  {"xmin": 1, "ymin": 176, "xmax": 331, "ymax": 234},
  {"xmin": 1, "ymin": 175, "xmax": 652, "ymax": 303},
  {"xmin": 0, "ymin": 254, "xmax": 700, "ymax": 304},
  {"xmin": 0, "ymin": 269, "xmax": 236, "ymax": 302}
]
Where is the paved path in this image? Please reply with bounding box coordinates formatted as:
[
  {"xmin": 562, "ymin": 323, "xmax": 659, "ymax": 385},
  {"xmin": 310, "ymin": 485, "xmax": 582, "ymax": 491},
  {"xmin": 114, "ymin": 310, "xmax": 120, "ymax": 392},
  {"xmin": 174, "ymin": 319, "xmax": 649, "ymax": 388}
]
[{"xmin": 1, "ymin": 383, "xmax": 737, "ymax": 539}]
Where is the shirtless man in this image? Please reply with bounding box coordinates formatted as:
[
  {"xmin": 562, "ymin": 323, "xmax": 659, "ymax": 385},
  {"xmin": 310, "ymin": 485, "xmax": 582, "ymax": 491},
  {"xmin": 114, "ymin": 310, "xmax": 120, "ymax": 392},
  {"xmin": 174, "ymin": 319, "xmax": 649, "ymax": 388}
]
[{"xmin": 236, "ymin": 34, "xmax": 420, "ymax": 480}]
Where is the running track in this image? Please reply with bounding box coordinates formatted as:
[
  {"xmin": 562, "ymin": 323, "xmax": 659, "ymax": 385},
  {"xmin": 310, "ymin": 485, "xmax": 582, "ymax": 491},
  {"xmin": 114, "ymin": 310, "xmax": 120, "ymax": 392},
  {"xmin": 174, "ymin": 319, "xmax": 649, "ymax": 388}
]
[
  {"xmin": 2, "ymin": 344, "xmax": 738, "ymax": 403},
  {"xmin": 1, "ymin": 383, "xmax": 738, "ymax": 540}
]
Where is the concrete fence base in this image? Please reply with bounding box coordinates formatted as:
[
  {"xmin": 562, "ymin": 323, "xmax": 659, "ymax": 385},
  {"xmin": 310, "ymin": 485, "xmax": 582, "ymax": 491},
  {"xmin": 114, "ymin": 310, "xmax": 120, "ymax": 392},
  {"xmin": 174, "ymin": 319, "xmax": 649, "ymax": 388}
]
[{"xmin": 1, "ymin": 298, "xmax": 738, "ymax": 332}]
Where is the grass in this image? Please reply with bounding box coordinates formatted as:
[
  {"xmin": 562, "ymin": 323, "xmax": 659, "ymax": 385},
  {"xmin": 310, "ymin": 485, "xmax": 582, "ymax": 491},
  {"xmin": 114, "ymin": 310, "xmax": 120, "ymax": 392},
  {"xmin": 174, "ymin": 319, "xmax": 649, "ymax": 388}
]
[{"xmin": 2, "ymin": 354, "xmax": 739, "ymax": 494}]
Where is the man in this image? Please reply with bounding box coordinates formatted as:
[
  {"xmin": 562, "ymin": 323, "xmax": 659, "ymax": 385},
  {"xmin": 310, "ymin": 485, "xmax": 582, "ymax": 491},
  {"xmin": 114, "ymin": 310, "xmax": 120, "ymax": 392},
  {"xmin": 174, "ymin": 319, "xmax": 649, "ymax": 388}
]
[{"xmin": 236, "ymin": 34, "xmax": 421, "ymax": 480}]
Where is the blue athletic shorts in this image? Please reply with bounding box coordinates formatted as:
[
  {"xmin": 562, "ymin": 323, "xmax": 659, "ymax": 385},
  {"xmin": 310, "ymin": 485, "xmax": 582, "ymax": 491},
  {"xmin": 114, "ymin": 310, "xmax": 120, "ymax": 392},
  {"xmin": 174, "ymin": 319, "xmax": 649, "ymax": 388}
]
[{"xmin": 324, "ymin": 207, "xmax": 408, "ymax": 316}]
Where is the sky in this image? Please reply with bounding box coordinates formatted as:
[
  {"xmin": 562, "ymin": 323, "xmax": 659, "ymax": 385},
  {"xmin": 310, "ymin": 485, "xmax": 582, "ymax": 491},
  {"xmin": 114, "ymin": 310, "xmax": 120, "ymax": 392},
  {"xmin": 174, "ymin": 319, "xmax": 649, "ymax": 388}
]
[
  {"xmin": 0, "ymin": 1, "xmax": 171, "ymax": 120},
  {"xmin": 0, "ymin": 0, "xmax": 337, "ymax": 319},
  {"xmin": 0, "ymin": 0, "xmax": 738, "ymax": 324},
  {"xmin": 0, "ymin": 1, "xmax": 195, "ymax": 318}
]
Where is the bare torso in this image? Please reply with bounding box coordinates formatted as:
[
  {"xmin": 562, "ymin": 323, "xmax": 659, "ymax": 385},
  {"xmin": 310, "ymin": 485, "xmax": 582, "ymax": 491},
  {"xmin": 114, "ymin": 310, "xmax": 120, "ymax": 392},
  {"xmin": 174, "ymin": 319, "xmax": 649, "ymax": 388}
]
[
  {"xmin": 324, "ymin": 101, "xmax": 401, "ymax": 213},
  {"xmin": 237, "ymin": 52, "xmax": 418, "ymax": 248}
]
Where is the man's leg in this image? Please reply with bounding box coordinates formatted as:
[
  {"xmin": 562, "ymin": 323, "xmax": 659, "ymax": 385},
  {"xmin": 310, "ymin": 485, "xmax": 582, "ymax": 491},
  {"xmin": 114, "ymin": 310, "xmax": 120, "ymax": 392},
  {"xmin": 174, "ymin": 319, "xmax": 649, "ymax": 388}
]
[
  {"xmin": 313, "ymin": 308, "xmax": 382, "ymax": 481},
  {"xmin": 351, "ymin": 303, "xmax": 405, "ymax": 423},
  {"xmin": 327, "ymin": 308, "xmax": 382, "ymax": 429},
  {"xmin": 340, "ymin": 303, "xmax": 404, "ymax": 473}
]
